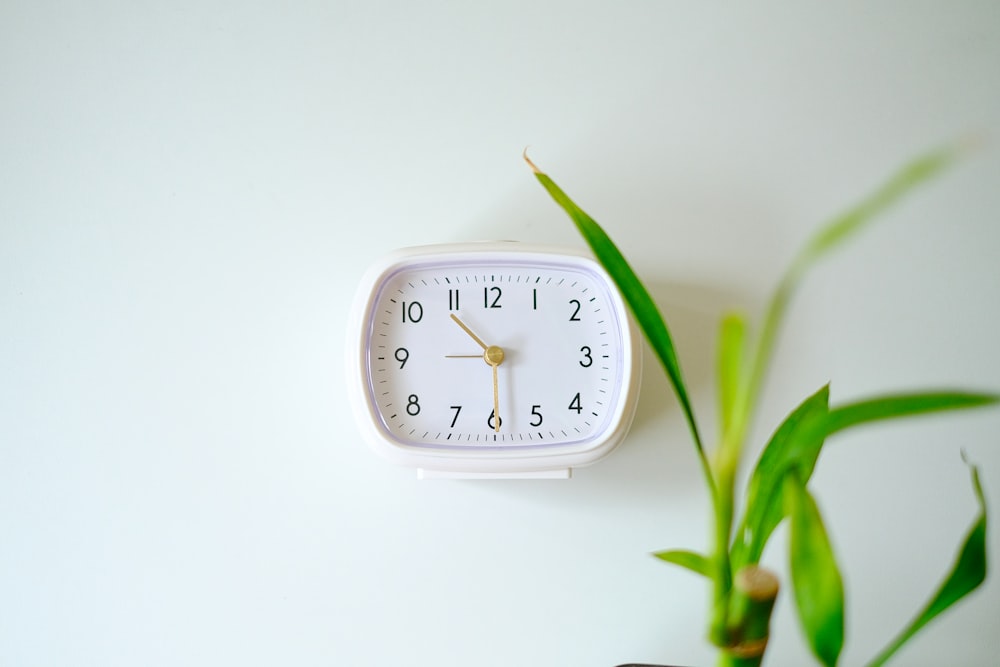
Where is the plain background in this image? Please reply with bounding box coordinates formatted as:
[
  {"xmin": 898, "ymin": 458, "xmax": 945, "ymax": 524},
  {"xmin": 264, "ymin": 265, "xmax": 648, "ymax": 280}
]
[{"xmin": 3, "ymin": 2, "xmax": 999, "ymax": 666}]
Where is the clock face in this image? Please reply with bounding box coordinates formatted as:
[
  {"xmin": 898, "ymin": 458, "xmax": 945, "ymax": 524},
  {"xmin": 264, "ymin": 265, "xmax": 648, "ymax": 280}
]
[{"xmin": 356, "ymin": 248, "xmax": 636, "ymax": 460}]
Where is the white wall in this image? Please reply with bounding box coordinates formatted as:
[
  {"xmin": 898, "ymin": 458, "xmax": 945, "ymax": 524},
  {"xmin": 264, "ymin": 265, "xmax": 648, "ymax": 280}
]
[{"xmin": 2, "ymin": 2, "xmax": 999, "ymax": 666}]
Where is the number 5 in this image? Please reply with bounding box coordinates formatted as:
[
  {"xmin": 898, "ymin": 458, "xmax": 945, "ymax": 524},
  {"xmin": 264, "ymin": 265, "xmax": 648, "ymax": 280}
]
[{"xmin": 530, "ymin": 405, "xmax": 543, "ymax": 427}]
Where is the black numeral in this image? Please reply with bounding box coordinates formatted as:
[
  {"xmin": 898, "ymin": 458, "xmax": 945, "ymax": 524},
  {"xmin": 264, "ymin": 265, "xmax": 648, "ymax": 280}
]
[
  {"xmin": 579, "ymin": 346, "xmax": 593, "ymax": 368},
  {"xmin": 484, "ymin": 286, "xmax": 502, "ymax": 308},
  {"xmin": 569, "ymin": 299, "xmax": 581, "ymax": 321},
  {"xmin": 406, "ymin": 394, "xmax": 421, "ymax": 416},
  {"xmin": 568, "ymin": 393, "xmax": 582, "ymax": 414},
  {"xmin": 449, "ymin": 405, "xmax": 462, "ymax": 428},
  {"xmin": 394, "ymin": 347, "xmax": 409, "ymax": 369},
  {"xmin": 487, "ymin": 409, "xmax": 502, "ymax": 429},
  {"xmin": 448, "ymin": 289, "xmax": 460, "ymax": 311},
  {"xmin": 530, "ymin": 405, "xmax": 543, "ymax": 427},
  {"xmin": 533, "ymin": 288, "xmax": 538, "ymax": 310},
  {"xmin": 402, "ymin": 301, "xmax": 423, "ymax": 323}
]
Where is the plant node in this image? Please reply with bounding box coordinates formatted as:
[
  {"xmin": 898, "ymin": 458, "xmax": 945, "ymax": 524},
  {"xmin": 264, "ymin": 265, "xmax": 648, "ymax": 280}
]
[{"xmin": 722, "ymin": 566, "xmax": 780, "ymax": 664}]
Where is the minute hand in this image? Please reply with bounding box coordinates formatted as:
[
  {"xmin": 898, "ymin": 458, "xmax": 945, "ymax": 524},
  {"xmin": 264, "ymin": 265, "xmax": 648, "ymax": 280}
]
[{"xmin": 449, "ymin": 314, "xmax": 504, "ymax": 433}]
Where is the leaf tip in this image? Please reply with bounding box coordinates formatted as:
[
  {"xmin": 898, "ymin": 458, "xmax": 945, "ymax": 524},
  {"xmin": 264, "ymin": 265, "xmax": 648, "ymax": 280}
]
[
  {"xmin": 522, "ymin": 146, "xmax": 543, "ymax": 174},
  {"xmin": 954, "ymin": 131, "xmax": 990, "ymax": 158},
  {"xmin": 960, "ymin": 450, "xmax": 986, "ymax": 507}
]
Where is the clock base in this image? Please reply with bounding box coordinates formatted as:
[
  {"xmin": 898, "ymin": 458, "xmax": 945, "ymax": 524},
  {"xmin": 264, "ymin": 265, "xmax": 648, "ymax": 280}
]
[{"xmin": 417, "ymin": 468, "xmax": 572, "ymax": 480}]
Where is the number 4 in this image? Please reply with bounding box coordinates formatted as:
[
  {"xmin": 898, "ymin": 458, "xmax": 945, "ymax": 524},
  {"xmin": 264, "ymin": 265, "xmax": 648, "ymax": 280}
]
[{"xmin": 568, "ymin": 393, "xmax": 582, "ymax": 414}]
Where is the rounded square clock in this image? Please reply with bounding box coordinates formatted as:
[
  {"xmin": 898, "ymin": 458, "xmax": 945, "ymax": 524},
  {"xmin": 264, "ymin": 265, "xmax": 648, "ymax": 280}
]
[{"xmin": 347, "ymin": 242, "xmax": 641, "ymax": 479}]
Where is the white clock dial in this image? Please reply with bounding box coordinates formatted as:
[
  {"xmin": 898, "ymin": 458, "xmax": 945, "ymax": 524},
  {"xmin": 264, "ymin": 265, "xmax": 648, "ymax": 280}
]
[{"xmin": 348, "ymin": 244, "xmax": 640, "ymax": 476}]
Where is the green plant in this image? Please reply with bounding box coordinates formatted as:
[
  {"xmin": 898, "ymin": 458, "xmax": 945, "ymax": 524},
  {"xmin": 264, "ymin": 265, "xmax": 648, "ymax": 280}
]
[{"xmin": 525, "ymin": 146, "xmax": 995, "ymax": 667}]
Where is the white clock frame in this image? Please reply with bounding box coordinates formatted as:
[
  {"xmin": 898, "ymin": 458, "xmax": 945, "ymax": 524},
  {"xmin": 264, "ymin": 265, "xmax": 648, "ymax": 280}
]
[{"xmin": 346, "ymin": 242, "xmax": 642, "ymax": 479}]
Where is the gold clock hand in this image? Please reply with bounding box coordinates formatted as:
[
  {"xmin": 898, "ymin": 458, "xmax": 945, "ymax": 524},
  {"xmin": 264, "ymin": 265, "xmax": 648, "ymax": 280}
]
[
  {"xmin": 491, "ymin": 361, "xmax": 500, "ymax": 432},
  {"xmin": 449, "ymin": 314, "xmax": 489, "ymax": 350},
  {"xmin": 449, "ymin": 314, "xmax": 505, "ymax": 432},
  {"xmin": 484, "ymin": 345, "xmax": 505, "ymax": 433}
]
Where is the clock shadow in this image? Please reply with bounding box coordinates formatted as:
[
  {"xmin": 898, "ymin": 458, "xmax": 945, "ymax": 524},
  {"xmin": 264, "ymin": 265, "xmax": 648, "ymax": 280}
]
[
  {"xmin": 628, "ymin": 279, "xmax": 754, "ymax": 436},
  {"xmin": 597, "ymin": 279, "xmax": 758, "ymax": 500}
]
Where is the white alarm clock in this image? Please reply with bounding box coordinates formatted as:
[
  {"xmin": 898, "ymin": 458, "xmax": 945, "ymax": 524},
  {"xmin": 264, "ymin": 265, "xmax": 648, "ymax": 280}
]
[{"xmin": 346, "ymin": 242, "xmax": 641, "ymax": 478}]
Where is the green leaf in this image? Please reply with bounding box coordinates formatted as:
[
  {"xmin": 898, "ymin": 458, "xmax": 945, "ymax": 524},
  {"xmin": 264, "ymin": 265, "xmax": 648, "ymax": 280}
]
[
  {"xmin": 827, "ymin": 391, "xmax": 998, "ymax": 436},
  {"xmin": 525, "ymin": 154, "xmax": 707, "ymax": 464},
  {"xmin": 718, "ymin": 312, "xmax": 747, "ymax": 440},
  {"xmin": 526, "ymin": 153, "xmax": 732, "ymax": 647},
  {"xmin": 795, "ymin": 147, "xmax": 956, "ymax": 268},
  {"xmin": 866, "ymin": 460, "xmax": 988, "ymax": 667},
  {"xmin": 731, "ymin": 385, "xmax": 830, "ymax": 569},
  {"xmin": 786, "ymin": 472, "xmax": 845, "ymax": 667},
  {"xmin": 732, "ymin": 389, "xmax": 997, "ymax": 570},
  {"xmin": 654, "ymin": 549, "xmax": 712, "ymax": 578},
  {"xmin": 741, "ymin": 146, "xmax": 961, "ymax": 437}
]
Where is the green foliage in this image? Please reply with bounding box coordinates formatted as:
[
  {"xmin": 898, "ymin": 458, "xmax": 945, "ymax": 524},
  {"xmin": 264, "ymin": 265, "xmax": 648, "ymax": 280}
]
[
  {"xmin": 529, "ymin": 145, "xmax": 996, "ymax": 666},
  {"xmin": 653, "ymin": 549, "xmax": 712, "ymax": 578},
  {"xmin": 866, "ymin": 461, "xmax": 988, "ymax": 667},
  {"xmin": 740, "ymin": 146, "xmax": 959, "ymax": 440},
  {"xmin": 526, "ymin": 154, "xmax": 707, "ymax": 464},
  {"xmin": 732, "ymin": 385, "xmax": 830, "ymax": 570},
  {"xmin": 786, "ymin": 470, "xmax": 845, "ymax": 667},
  {"xmin": 716, "ymin": 313, "xmax": 746, "ymax": 441}
]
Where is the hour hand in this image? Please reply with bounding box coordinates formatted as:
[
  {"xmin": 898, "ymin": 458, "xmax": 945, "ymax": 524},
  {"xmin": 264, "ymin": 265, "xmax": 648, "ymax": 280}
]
[{"xmin": 450, "ymin": 314, "xmax": 488, "ymax": 350}]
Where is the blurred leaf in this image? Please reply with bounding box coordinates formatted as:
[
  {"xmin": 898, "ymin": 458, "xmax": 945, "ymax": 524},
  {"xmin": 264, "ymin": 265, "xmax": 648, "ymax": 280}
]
[
  {"xmin": 795, "ymin": 147, "xmax": 957, "ymax": 268},
  {"xmin": 654, "ymin": 549, "xmax": 712, "ymax": 578},
  {"xmin": 786, "ymin": 472, "xmax": 845, "ymax": 667},
  {"xmin": 731, "ymin": 385, "xmax": 830, "ymax": 569},
  {"xmin": 718, "ymin": 312, "xmax": 747, "ymax": 440},
  {"xmin": 827, "ymin": 392, "xmax": 998, "ymax": 436},
  {"xmin": 526, "ymin": 155, "xmax": 707, "ymax": 462},
  {"xmin": 742, "ymin": 146, "xmax": 960, "ymax": 435},
  {"xmin": 866, "ymin": 460, "xmax": 988, "ymax": 667}
]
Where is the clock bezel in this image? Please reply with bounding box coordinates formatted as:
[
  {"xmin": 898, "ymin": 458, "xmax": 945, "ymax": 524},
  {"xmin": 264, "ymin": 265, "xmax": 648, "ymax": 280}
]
[{"xmin": 347, "ymin": 242, "xmax": 641, "ymax": 476}]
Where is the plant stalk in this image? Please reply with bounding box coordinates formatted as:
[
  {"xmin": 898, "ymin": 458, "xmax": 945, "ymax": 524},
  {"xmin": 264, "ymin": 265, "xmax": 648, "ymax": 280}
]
[
  {"xmin": 717, "ymin": 566, "xmax": 780, "ymax": 667},
  {"xmin": 708, "ymin": 432, "xmax": 740, "ymax": 645}
]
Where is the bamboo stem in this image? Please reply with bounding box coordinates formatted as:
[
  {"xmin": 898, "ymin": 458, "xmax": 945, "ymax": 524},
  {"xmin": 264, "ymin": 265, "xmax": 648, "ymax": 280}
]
[{"xmin": 717, "ymin": 566, "xmax": 780, "ymax": 667}]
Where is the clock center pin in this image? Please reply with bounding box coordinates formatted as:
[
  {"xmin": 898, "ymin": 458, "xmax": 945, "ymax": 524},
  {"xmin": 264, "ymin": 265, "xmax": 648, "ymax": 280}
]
[{"xmin": 484, "ymin": 345, "xmax": 505, "ymax": 366}]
